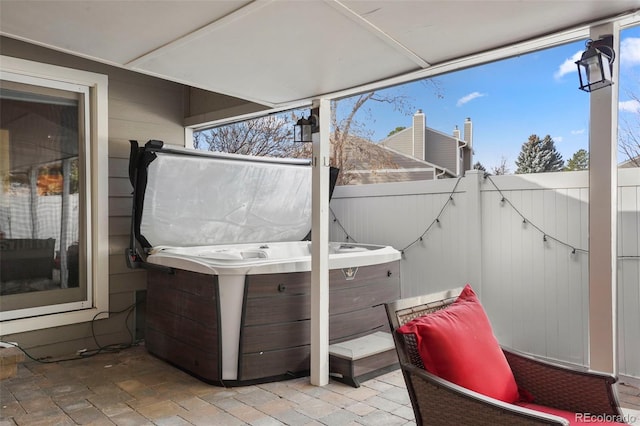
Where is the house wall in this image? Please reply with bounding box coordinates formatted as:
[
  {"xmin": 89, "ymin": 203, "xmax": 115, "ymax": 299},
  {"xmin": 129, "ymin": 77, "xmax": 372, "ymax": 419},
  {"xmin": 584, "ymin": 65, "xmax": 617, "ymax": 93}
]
[
  {"xmin": 184, "ymin": 87, "xmax": 269, "ymax": 127},
  {"xmin": 329, "ymin": 169, "xmax": 640, "ymax": 380},
  {"xmin": 382, "ymin": 128, "xmax": 413, "ymax": 157},
  {"xmin": 383, "ymin": 117, "xmax": 463, "ymax": 175},
  {"xmin": 0, "ymin": 37, "xmax": 187, "ymax": 356},
  {"xmin": 462, "ymin": 146, "xmax": 472, "ymax": 173},
  {"xmin": 425, "ymin": 129, "xmax": 457, "ymax": 173}
]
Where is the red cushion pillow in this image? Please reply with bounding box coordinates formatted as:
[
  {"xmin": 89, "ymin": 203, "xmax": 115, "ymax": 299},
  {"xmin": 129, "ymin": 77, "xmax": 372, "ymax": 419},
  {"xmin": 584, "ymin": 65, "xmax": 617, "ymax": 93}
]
[{"xmin": 397, "ymin": 284, "xmax": 521, "ymax": 403}]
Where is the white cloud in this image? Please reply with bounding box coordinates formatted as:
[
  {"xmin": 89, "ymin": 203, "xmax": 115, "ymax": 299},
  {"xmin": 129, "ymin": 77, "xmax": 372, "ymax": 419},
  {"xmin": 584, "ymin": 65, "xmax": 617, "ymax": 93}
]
[
  {"xmin": 554, "ymin": 136, "xmax": 564, "ymax": 143},
  {"xmin": 620, "ymin": 99, "xmax": 640, "ymax": 113},
  {"xmin": 571, "ymin": 129, "xmax": 585, "ymax": 135},
  {"xmin": 554, "ymin": 51, "xmax": 582, "ymax": 80},
  {"xmin": 456, "ymin": 92, "xmax": 485, "ymax": 106},
  {"xmin": 621, "ymin": 37, "xmax": 640, "ymax": 67}
]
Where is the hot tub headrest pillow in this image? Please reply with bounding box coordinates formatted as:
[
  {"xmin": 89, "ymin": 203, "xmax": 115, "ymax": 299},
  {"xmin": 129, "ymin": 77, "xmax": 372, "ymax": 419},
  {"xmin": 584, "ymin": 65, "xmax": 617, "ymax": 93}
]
[{"xmin": 397, "ymin": 284, "xmax": 522, "ymax": 403}]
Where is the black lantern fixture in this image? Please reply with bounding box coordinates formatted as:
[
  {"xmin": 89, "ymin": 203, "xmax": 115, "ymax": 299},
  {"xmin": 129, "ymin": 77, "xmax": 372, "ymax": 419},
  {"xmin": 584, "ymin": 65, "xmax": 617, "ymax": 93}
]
[
  {"xmin": 575, "ymin": 35, "xmax": 615, "ymax": 92},
  {"xmin": 293, "ymin": 113, "xmax": 318, "ymax": 143}
]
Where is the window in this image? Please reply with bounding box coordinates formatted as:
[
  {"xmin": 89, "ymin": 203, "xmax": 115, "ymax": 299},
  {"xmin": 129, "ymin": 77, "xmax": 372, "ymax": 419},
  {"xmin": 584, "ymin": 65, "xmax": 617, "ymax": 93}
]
[
  {"xmin": 193, "ymin": 109, "xmax": 310, "ymax": 158},
  {"xmin": 0, "ymin": 56, "xmax": 108, "ymax": 333}
]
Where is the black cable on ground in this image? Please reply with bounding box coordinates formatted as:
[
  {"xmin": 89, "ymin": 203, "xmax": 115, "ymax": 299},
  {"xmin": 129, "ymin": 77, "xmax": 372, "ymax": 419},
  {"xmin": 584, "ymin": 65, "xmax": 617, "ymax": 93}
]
[{"xmin": 0, "ymin": 301, "xmax": 142, "ymax": 364}]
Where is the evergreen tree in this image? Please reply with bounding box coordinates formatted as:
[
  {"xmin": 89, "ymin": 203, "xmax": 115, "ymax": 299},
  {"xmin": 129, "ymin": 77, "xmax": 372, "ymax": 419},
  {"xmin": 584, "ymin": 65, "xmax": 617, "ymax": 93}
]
[
  {"xmin": 472, "ymin": 161, "xmax": 486, "ymax": 171},
  {"xmin": 515, "ymin": 134, "xmax": 564, "ymax": 173},
  {"xmin": 491, "ymin": 157, "xmax": 510, "ymax": 175},
  {"xmin": 387, "ymin": 126, "xmax": 406, "ymax": 137},
  {"xmin": 564, "ymin": 149, "xmax": 589, "ymax": 171}
]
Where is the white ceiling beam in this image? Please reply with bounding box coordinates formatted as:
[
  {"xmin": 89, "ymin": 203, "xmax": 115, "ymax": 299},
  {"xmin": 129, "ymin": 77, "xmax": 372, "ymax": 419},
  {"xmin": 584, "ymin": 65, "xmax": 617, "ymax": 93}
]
[
  {"xmin": 278, "ymin": 9, "xmax": 640, "ymax": 108},
  {"xmin": 301, "ymin": 25, "xmax": 591, "ymax": 105},
  {"xmin": 326, "ymin": 0, "xmax": 431, "ymax": 69},
  {"xmin": 188, "ymin": 10, "xmax": 640, "ymax": 128},
  {"xmin": 124, "ymin": 0, "xmax": 272, "ymax": 69}
]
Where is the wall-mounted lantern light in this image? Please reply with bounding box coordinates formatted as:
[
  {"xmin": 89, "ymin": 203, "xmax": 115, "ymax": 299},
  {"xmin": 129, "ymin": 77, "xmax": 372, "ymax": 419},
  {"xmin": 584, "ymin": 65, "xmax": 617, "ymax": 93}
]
[
  {"xmin": 293, "ymin": 113, "xmax": 318, "ymax": 143},
  {"xmin": 575, "ymin": 35, "xmax": 615, "ymax": 92}
]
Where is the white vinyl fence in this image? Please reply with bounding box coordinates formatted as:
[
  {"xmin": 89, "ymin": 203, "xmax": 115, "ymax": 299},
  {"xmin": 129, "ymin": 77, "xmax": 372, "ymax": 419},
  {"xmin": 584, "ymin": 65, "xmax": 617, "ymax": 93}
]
[
  {"xmin": 0, "ymin": 192, "xmax": 79, "ymax": 254},
  {"xmin": 329, "ymin": 169, "xmax": 640, "ymax": 381}
]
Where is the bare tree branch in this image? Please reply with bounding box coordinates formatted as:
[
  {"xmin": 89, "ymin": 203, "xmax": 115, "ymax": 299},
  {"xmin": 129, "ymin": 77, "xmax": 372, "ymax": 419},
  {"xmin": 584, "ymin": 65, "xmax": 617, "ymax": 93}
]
[
  {"xmin": 195, "ymin": 115, "xmax": 310, "ymax": 159},
  {"xmin": 195, "ymin": 85, "xmax": 429, "ymax": 185},
  {"xmin": 619, "ymin": 90, "xmax": 640, "ymax": 166},
  {"xmin": 330, "ymin": 90, "xmax": 415, "ymax": 184}
]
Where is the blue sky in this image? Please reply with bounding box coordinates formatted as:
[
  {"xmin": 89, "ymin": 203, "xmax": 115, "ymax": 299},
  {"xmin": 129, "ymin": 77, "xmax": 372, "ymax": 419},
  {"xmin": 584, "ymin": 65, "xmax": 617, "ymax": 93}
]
[{"xmin": 346, "ymin": 25, "xmax": 640, "ymax": 172}]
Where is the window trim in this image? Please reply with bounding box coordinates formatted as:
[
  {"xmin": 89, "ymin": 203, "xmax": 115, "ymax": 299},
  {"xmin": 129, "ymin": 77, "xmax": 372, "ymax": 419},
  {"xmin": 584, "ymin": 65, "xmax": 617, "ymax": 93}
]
[{"xmin": 0, "ymin": 55, "xmax": 109, "ymax": 334}]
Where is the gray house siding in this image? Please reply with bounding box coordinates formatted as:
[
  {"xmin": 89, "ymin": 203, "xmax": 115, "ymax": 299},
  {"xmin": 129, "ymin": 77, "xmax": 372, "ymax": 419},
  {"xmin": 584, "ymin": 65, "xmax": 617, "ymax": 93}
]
[
  {"xmin": 425, "ymin": 129, "xmax": 458, "ymax": 173},
  {"xmin": 382, "ymin": 128, "xmax": 413, "ymax": 157},
  {"xmin": 462, "ymin": 147, "xmax": 472, "ymax": 173},
  {"xmin": 0, "ymin": 37, "xmax": 190, "ymax": 357},
  {"xmin": 380, "ymin": 111, "xmax": 471, "ymax": 180}
]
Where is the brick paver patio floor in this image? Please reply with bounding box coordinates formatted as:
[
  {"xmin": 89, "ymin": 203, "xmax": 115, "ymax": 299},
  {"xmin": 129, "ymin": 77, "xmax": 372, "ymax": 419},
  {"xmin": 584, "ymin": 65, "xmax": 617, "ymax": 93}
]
[{"xmin": 1, "ymin": 344, "xmax": 639, "ymax": 425}]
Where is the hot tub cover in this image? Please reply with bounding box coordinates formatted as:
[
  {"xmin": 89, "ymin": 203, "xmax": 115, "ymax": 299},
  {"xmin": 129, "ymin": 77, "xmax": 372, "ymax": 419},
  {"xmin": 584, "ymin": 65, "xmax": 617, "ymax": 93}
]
[{"xmin": 128, "ymin": 140, "xmax": 338, "ymax": 255}]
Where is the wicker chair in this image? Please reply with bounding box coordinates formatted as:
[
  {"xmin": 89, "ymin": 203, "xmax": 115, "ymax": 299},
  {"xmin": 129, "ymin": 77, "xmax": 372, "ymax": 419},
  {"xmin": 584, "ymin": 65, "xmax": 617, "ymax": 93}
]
[{"xmin": 385, "ymin": 287, "xmax": 626, "ymax": 426}]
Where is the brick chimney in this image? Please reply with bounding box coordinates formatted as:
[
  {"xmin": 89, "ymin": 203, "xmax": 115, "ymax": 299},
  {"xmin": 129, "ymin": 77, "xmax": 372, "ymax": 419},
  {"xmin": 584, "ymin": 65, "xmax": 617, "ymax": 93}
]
[{"xmin": 412, "ymin": 109, "xmax": 425, "ymax": 160}]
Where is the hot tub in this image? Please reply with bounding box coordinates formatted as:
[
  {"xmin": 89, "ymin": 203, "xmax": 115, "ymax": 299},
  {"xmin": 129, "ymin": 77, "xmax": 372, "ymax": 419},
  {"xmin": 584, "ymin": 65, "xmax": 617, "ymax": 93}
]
[
  {"xmin": 147, "ymin": 241, "xmax": 399, "ymax": 275},
  {"xmin": 128, "ymin": 140, "xmax": 401, "ymax": 386}
]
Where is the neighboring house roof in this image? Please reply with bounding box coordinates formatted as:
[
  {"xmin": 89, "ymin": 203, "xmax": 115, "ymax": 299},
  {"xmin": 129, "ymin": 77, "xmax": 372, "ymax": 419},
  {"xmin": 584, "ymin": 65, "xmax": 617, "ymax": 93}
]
[
  {"xmin": 619, "ymin": 156, "xmax": 640, "ymax": 168},
  {"xmin": 381, "ymin": 110, "xmax": 472, "ymax": 177},
  {"xmin": 383, "ymin": 110, "xmax": 472, "ymax": 177},
  {"xmin": 340, "ymin": 136, "xmax": 456, "ymax": 185},
  {"xmin": 338, "ymin": 110, "xmax": 472, "ymax": 185}
]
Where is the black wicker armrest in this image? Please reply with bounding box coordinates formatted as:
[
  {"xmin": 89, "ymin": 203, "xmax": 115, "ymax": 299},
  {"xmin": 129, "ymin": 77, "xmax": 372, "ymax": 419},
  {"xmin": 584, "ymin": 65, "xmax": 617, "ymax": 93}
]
[
  {"xmin": 401, "ymin": 363, "xmax": 569, "ymax": 425},
  {"xmin": 386, "ymin": 290, "xmax": 626, "ymax": 425},
  {"xmin": 503, "ymin": 347, "xmax": 622, "ymax": 416}
]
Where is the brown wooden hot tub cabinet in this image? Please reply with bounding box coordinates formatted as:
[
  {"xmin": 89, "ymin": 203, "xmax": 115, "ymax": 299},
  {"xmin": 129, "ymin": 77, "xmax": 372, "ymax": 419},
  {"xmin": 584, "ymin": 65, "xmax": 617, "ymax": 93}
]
[
  {"xmin": 145, "ymin": 261, "xmax": 400, "ymax": 386},
  {"xmin": 145, "ymin": 269, "xmax": 221, "ymax": 382}
]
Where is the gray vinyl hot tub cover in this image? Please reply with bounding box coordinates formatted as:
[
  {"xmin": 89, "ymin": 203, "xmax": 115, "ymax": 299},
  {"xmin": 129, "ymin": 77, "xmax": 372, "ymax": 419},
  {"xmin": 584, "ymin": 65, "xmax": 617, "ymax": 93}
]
[{"xmin": 134, "ymin": 142, "xmax": 314, "ymax": 248}]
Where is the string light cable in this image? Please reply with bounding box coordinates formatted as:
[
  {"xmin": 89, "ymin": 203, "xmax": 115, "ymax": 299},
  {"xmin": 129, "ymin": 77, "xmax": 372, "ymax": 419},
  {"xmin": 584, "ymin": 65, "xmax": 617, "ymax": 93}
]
[
  {"xmin": 330, "ymin": 173, "xmax": 640, "ymax": 260},
  {"xmin": 399, "ymin": 176, "xmax": 462, "ymax": 254},
  {"xmin": 484, "ymin": 174, "xmax": 587, "ymax": 255},
  {"xmin": 486, "ymin": 174, "xmax": 640, "ymax": 259},
  {"xmin": 330, "ymin": 206, "xmax": 358, "ymax": 244},
  {"xmin": 330, "ymin": 176, "xmax": 462, "ymax": 255}
]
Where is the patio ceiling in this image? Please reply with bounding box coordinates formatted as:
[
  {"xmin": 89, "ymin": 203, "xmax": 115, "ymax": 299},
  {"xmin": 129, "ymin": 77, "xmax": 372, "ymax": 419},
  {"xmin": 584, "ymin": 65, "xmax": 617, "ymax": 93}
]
[{"xmin": 2, "ymin": 0, "xmax": 640, "ymax": 109}]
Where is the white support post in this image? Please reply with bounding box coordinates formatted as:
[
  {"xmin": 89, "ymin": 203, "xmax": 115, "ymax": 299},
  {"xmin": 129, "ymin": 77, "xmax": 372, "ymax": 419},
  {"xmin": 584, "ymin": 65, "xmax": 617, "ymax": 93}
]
[
  {"xmin": 464, "ymin": 170, "xmax": 483, "ymax": 294},
  {"xmin": 310, "ymin": 98, "xmax": 330, "ymax": 386},
  {"xmin": 588, "ymin": 22, "xmax": 619, "ymax": 374}
]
